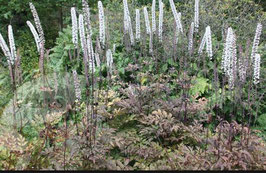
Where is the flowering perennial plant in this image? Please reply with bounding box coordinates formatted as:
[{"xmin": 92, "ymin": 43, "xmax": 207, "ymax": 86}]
[
  {"xmin": 194, "ymin": 0, "xmax": 200, "ymax": 32},
  {"xmin": 29, "ymin": 3, "xmax": 45, "ymax": 46},
  {"xmin": 136, "ymin": 9, "xmax": 141, "ymax": 40},
  {"xmin": 26, "ymin": 21, "xmax": 40, "ymax": 52},
  {"xmin": 152, "ymin": 0, "xmax": 156, "ymax": 34},
  {"xmin": 98, "ymin": 1, "xmax": 105, "ymax": 47},
  {"xmin": 158, "ymin": 0, "xmax": 164, "ymax": 42},
  {"xmin": 144, "ymin": 7, "xmax": 151, "ymax": 35},
  {"xmin": 71, "ymin": 7, "xmax": 78, "ymax": 49},
  {"xmin": 250, "ymin": 23, "xmax": 262, "ymax": 62}
]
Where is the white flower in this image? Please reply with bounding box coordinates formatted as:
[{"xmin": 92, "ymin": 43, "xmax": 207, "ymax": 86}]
[
  {"xmin": 71, "ymin": 7, "xmax": 78, "ymax": 48},
  {"xmin": 95, "ymin": 52, "xmax": 101, "ymax": 67},
  {"xmin": 198, "ymin": 31, "xmax": 206, "ymax": 55},
  {"xmin": 8, "ymin": 25, "xmax": 16, "ymax": 65},
  {"xmin": 87, "ymin": 37, "xmax": 95, "ymax": 73},
  {"xmin": 169, "ymin": 0, "xmax": 183, "ymax": 33},
  {"xmin": 144, "ymin": 7, "xmax": 151, "ymax": 35},
  {"xmin": 79, "ymin": 14, "xmax": 87, "ymax": 55},
  {"xmin": 222, "ymin": 27, "xmax": 237, "ymax": 88},
  {"xmin": 0, "ymin": 32, "xmax": 12, "ymax": 65},
  {"xmin": 158, "ymin": 0, "xmax": 164, "ymax": 42},
  {"xmin": 198, "ymin": 26, "xmax": 212, "ymax": 59},
  {"xmin": 123, "ymin": 0, "xmax": 134, "ymax": 45},
  {"xmin": 123, "ymin": 0, "xmax": 130, "ymax": 31},
  {"xmin": 106, "ymin": 49, "xmax": 113, "ymax": 75},
  {"xmin": 98, "ymin": 1, "xmax": 105, "ymax": 47},
  {"xmin": 29, "ymin": 2, "xmax": 45, "ymax": 46},
  {"xmin": 136, "ymin": 9, "xmax": 141, "ymax": 40},
  {"xmin": 72, "ymin": 70, "xmax": 82, "ymax": 100},
  {"xmin": 152, "ymin": 0, "xmax": 156, "ymax": 33},
  {"xmin": 250, "ymin": 23, "xmax": 262, "ymax": 62},
  {"xmin": 26, "ymin": 21, "xmax": 40, "ymax": 52},
  {"xmin": 82, "ymin": 0, "xmax": 92, "ymax": 37},
  {"xmin": 253, "ymin": 54, "xmax": 261, "ymax": 85},
  {"xmin": 128, "ymin": 15, "xmax": 135, "ymax": 45},
  {"xmin": 188, "ymin": 22, "xmax": 194, "ymax": 52},
  {"xmin": 194, "ymin": 0, "xmax": 200, "ymax": 32},
  {"xmin": 206, "ymin": 26, "xmax": 213, "ymax": 58}
]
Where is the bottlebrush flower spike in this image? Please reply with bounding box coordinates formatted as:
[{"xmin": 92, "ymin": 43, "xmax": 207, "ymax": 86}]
[
  {"xmin": 79, "ymin": 14, "xmax": 86, "ymax": 55},
  {"xmin": 123, "ymin": 0, "xmax": 130, "ymax": 31},
  {"xmin": 8, "ymin": 25, "xmax": 16, "ymax": 65},
  {"xmin": 198, "ymin": 26, "xmax": 212, "ymax": 59},
  {"xmin": 106, "ymin": 49, "xmax": 113, "ymax": 75},
  {"xmin": 123, "ymin": 0, "xmax": 134, "ymax": 45},
  {"xmin": 158, "ymin": 0, "xmax": 164, "ymax": 42},
  {"xmin": 198, "ymin": 31, "xmax": 206, "ymax": 55},
  {"xmin": 253, "ymin": 54, "xmax": 261, "ymax": 85},
  {"xmin": 98, "ymin": 1, "xmax": 105, "ymax": 47},
  {"xmin": 169, "ymin": 0, "xmax": 183, "ymax": 33},
  {"xmin": 194, "ymin": 0, "xmax": 199, "ymax": 32},
  {"xmin": 26, "ymin": 21, "xmax": 40, "ymax": 52},
  {"xmin": 0, "ymin": 32, "xmax": 12, "ymax": 65},
  {"xmin": 144, "ymin": 7, "xmax": 151, "ymax": 35},
  {"xmin": 82, "ymin": 0, "xmax": 92, "ymax": 37},
  {"xmin": 222, "ymin": 27, "xmax": 237, "ymax": 88},
  {"xmin": 87, "ymin": 37, "xmax": 96, "ymax": 73},
  {"xmin": 188, "ymin": 22, "xmax": 194, "ymax": 52},
  {"xmin": 206, "ymin": 26, "xmax": 213, "ymax": 58},
  {"xmin": 151, "ymin": 0, "xmax": 156, "ymax": 33},
  {"xmin": 29, "ymin": 2, "xmax": 45, "ymax": 46},
  {"xmin": 136, "ymin": 9, "xmax": 141, "ymax": 40},
  {"xmin": 222, "ymin": 27, "xmax": 233, "ymax": 74},
  {"xmin": 72, "ymin": 70, "xmax": 82, "ymax": 100},
  {"xmin": 250, "ymin": 23, "xmax": 262, "ymax": 62},
  {"xmin": 95, "ymin": 52, "xmax": 101, "ymax": 67},
  {"xmin": 71, "ymin": 7, "xmax": 78, "ymax": 49}
]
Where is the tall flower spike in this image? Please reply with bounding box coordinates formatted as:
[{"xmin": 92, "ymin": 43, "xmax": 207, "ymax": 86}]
[
  {"xmin": 87, "ymin": 37, "xmax": 96, "ymax": 73},
  {"xmin": 26, "ymin": 21, "xmax": 40, "ymax": 52},
  {"xmin": 221, "ymin": 27, "xmax": 237, "ymax": 88},
  {"xmin": 250, "ymin": 23, "xmax": 262, "ymax": 62},
  {"xmin": 72, "ymin": 70, "xmax": 82, "ymax": 100},
  {"xmin": 95, "ymin": 52, "xmax": 101, "ymax": 67},
  {"xmin": 188, "ymin": 22, "xmax": 194, "ymax": 52},
  {"xmin": 144, "ymin": 7, "xmax": 151, "ymax": 35},
  {"xmin": 206, "ymin": 26, "xmax": 213, "ymax": 58},
  {"xmin": 8, "ymin": 25, "xmax": 16, "ymax": 65},
  {"xmin": 79, "ymin": 14, "xmax": 87, "ymax": 55},
  {"xmin": 169, "ymin": 0, "xmax": 183, "ymax": 33},
  {"xmin": 158, "ymin": 0, "xmax": 164, "ymax": 42},
  {"xmin": 123, "ymin": 0, "xmax": 134, "ymax": 45},
  {"xmin": 136, "ymin": 9, "xmax": 141, "ymax": 40},
  {"xmin": 222, "ymin": 27, "xmax": 233, "ymax": 74},
  {"xmin": 253, "ymin": 54, "xmax": 261, "ymax": 85},
  {"xmin": 123, "ymin": 0, "xmax": 130, "ymax": 31},
  {"xmin": 98, "ymin": 1, "xmax": 105, "ymax": 47},
  {"xmin": 71, "ymin": 7, "xmax": 78, "ymax": 48},
  {"xmin": 29, "ymin": 2, "xmax": 45, "ymax": 45},
  {"xmin": 106, "ymin": 49, "xmax": 113, "ymax": 75},
  {"xmin": 198, "ymin": 26, "xmax": 212, "ymax": 58},
  {"xmin": 0, "ymin": 32, "xmax": 12, "ymax": 64},
  {"xmin": 151, "ymin": 0, "xmax": 156, "ymax": 33},
  {"xmin": 82, "ymin": 0, "xmax": 92, "ymax": 37},
  {"xmin": 194, "ymin": 0, "xmax": 199, "ymax": 32},
  {"xmin": 198, "ymin": 31, "xmax": 206, "ymax": 55}
]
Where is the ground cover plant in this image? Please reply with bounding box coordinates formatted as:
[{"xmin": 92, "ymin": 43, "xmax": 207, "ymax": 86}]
[{"xmin": 0, "ymin": 0, "xmax": 265, "ymax": 171}]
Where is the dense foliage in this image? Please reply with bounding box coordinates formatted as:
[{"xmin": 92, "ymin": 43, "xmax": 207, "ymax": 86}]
[{"xmin": 0, "ymin": 0, "xmax": 265, "ymax": 171}]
